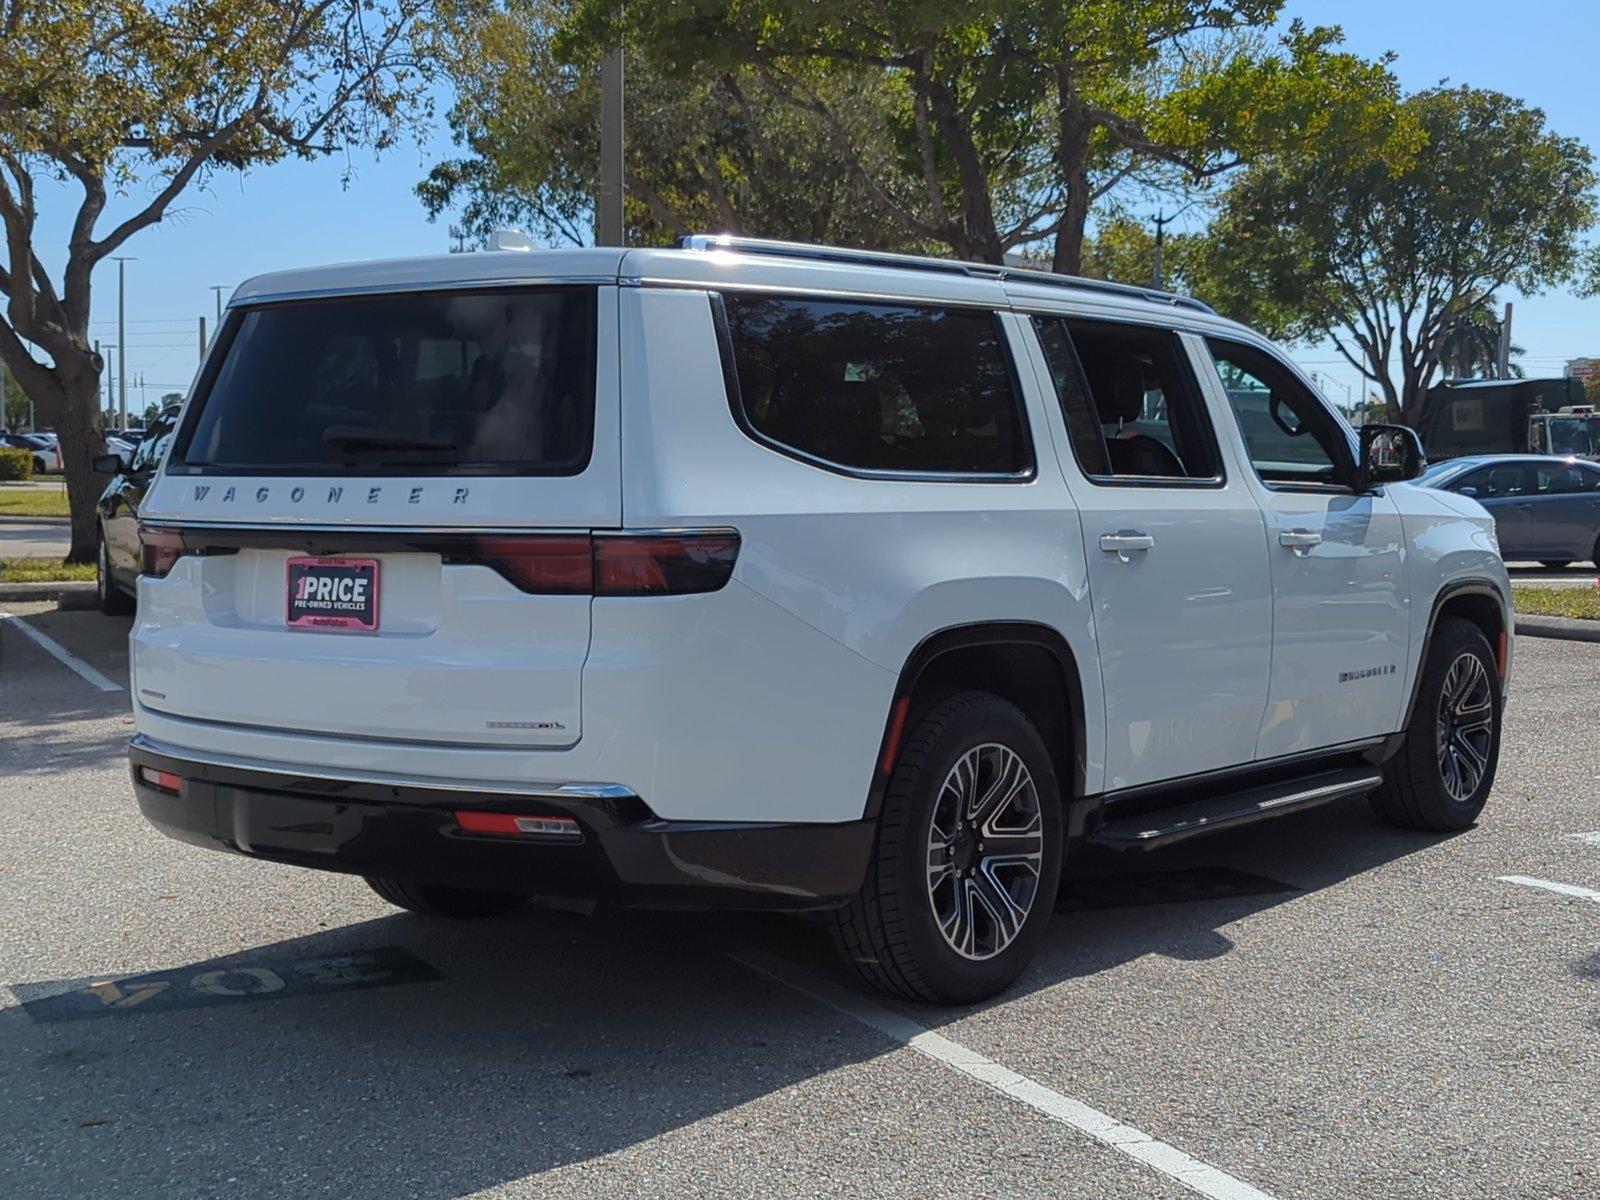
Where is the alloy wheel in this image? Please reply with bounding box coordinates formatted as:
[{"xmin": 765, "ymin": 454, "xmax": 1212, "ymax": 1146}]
[
  {"xmin": 1436, "ymin": 652, "xmax": 1493, "ymax": 803},
  {"xmin": 925, "ymin": 742, "xmax": 1044, "ymax": 961}
]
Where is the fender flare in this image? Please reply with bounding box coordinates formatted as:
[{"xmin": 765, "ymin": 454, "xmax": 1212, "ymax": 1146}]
[
  {"xmin": 1400, "ymin": 579, "xmax": 1511, "ymax": 731},
  {"xmin": 865, "ymin": 621, "xmax": 1089, "ymax": 819}
]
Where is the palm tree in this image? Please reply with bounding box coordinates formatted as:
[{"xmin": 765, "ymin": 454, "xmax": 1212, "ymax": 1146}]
[{"xmin": 1438, "ymin": 293, "xmax": 1524, "ymax": 379}]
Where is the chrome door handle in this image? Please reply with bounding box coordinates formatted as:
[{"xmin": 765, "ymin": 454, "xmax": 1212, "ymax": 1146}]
[
  {"xmin": 1279, "ymin": 529, "xmax": 1322, "ymax": 555},
  {"xmin": 1099, "ymin": 531, "xmax": 1155, "ymax": 562}
]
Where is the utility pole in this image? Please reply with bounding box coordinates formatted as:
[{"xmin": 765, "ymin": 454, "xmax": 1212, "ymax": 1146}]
[
  {"xmin": 210, "ymin": 285, "xmax": 227, "ymax": 324},
  {"xmin": 112, "ymin": 256, "xmax": 136, "ymax": 431},
  {"xmin": 199, "ymin": 316, "xmax": 207, "ymax": 360},
  {"xmin": 596, "ymin": 41, "xmax": 625, "ymax": 245},
  {"xmin": 1497, "ymin": 302, "xmax": 1514, "ymax": 379},
  {"xmin": 100, "ymin": 344, "xmax": 116, "ymax": 424},
  {"xmin": 1149, "ymin": 202, "xmax": 1194, "ymax": 291}
]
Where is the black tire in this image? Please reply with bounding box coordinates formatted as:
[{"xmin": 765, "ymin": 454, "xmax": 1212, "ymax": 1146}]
[
  {"xmin": 364, "ymin": 876, "xmax": 526, "ymax": 918},
  {"xmin": 1370, "ymin": 616, "xmax": 1501, "ymax": 832},
  {"xmin": 96, "ymin": 530, "xmax": 135, "ymax": 616},
  {"xmin": 833, "ymin": 691, "xmax": 1065, "ymax": 1005},
  {"xmin": 1539, "ymin": 560, "xmax": 1571, "ymax": 570}
]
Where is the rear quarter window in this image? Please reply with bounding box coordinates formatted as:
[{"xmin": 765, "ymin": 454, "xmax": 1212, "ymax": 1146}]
[
  {"xmin": 172, "ymin": 287, "xmax": 597, "ymax": 475},
  {"xmin": 717, "ymin": 293, "xmax": 1032, "ymax": 477}
]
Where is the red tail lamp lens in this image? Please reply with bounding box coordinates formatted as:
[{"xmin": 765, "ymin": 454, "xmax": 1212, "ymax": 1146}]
[
  {"xmin": 454, "ymin": 810, "xmax": 583, "ymax": 839},
  {"xmin": 139, "ymin": 525, "xmax": 185, "ymax": 578},
  {"xmin": 139, "ymin": 766, "xmax": 182, "ymax": 795},
  {"xmin": 594, "ymin": 533, "xmax": 741, "ymax": 596},
  {"xmin": 472, "ymin": 536, "xmax": 593, "ymax": 594},
  {"xmin": 461, "ymin": 531, "xmax": 739, "ymax": 596}
]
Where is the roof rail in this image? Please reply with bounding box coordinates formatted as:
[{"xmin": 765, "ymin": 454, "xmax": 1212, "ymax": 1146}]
[{"xmin": 676, "ymin": 233, "xmax": 1215, "ymax": 314}]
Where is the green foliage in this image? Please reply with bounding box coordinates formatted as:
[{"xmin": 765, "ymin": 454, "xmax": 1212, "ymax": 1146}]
[
  {"xmin": 1, "ymin": 362, "xmax": 28, "ymax": 428},
  {"xmin": 0, "ymin": 0, "xmax": 433, "ymax": 560},
  {"xmin": 1201, "ymin": 86, "xmax": 1598, "ymax": 423},
  {"xmin": 0, "ymin": 448, "xmax": 35, "ymax": 481},
  {"xmin": 560, "ymin": 0, "xmax": 1413, "ymax": 270},
  {"xmin": 422, "ymin": 0, "xmax": 935, "ymax": 249}
]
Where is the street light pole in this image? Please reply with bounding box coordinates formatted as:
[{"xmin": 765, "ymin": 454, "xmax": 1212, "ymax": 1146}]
[
  {"xmin": 210, "ymin": 285, "xmax": 227, "ymax": 324},
  {"xmin": 112, "ymin": 256, "xmax": 136, "ymax": 431},
  {"xmin": 597, "ymin": 42, "xmax": 625, "ymax": 245}
]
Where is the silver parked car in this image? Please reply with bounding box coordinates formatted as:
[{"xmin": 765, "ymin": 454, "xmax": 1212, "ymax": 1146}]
[{"xmin": 1420, "ymin": 454, "xmax": 1600, "ymax": 567}]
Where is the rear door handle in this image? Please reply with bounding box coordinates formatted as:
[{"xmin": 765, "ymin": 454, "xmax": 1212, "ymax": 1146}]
[
  {"xmin": 1279, "ymin": 529, "xmax": 1322, "ymax": 555},
  {"xmin": 1099, "ymin": 531, "xmax": 1154, "ymax": 562}
]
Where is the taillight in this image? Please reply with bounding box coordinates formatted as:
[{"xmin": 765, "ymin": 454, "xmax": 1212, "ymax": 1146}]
[
  {"xmin": 139, "ymin": 525, "xmax": 185, "ymax": 577},
  {"xmin": 461, "ymin": 530, "xmax": 739, "ymax": 596},
  {"xmin": 472, "ymin": 535, "xmax": 593, "ymax": 595},
  {"xmin": 594, "ymin": 532, "xmax": 740, "ymax": 596}
]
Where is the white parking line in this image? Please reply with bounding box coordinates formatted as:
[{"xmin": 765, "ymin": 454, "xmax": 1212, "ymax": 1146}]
[
  {"xmin": 0, "ymin": 610, "xmax": 123, "ymax": 693},
  {"xmin": 733, "ymin": 952, "xmax": 1279, "ymax": 1200},
  {"xmin": 1497, "ymin": 875, "xmax": 1600, "ymax": 904},
  {"xmin": 1562, "ymin": 832, "xmax": 1600, "ymax": 848}
]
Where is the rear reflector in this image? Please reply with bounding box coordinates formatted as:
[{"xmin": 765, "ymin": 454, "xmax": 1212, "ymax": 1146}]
[
  {"xmin": 139, "ymin": 767, "xmax": 182, "ymax": 795},
  {"xmin": 453, "ymin": 810, "xmax": 583, "ymax": 839},
  {"xmin": 456, "ymin": 530, "xmax": 739, "ymax": 596}
]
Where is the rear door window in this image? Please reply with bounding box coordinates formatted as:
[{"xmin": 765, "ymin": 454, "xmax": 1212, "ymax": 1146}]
[
  {"xmin": 718, "ymin": 293, "xmax": 1031, "ymax": 477},
  {"xmin": 1033, "ymin": 316, "xmax": 1222, "ymax": 483},
  {"xmin": 173, "ymin": 288, "xmax": 597, "ymax": 474}
]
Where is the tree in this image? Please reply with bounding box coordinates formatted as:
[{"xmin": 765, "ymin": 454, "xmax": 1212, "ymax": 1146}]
[
  {"xmin": 2, "ymin": 360, "xmax": 28, "ymax": 428},
  {"xmin": 567, "ymin": 0, "xmax": 1413, "ymax": 271},
  {"xmin": 0, "ymin": 1, "xmax": 431, "ymax": 560},
  {"xmin": 1437, "ymin": 293, "xmax": 1523, "ymax": 380},
  {"xmin": 1200, "ymin": 86, "xmax": 1597, "ymax": 424},
  {"xmin": 422, "ymin": 0, "xmax": 954, "ymax": 250}
]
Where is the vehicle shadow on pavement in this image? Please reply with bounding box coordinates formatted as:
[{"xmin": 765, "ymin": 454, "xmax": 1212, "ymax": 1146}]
[{"xmin": 1, "ymin": 796, "xmax": 1452, "ymax": 1198}]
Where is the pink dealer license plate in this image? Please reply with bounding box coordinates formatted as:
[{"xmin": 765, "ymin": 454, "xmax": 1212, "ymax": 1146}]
[{"xmin": 286, "ymin": 557, "xmax": 381, "ymax": 632}]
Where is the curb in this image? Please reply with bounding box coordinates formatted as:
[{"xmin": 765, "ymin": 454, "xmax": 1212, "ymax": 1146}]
[
  {"xmin": 1514, "ymin": 614, "xmax": 1600, "ymax": 644},
  {"xmin": 0, "ymin": 514, "xmax": 70, "ymax": 525},
  {"xmin": 0, "ymin": 580, "xmax": 97, "ymax": 609}
]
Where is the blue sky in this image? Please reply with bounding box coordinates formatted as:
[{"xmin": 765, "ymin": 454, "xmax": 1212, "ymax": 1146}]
[{"xmin": 19, "ymin": 0, "xmax": 1600, "ymax": 417}]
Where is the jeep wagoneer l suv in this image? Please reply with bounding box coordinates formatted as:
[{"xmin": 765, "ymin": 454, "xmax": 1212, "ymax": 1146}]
[{"xmin": 127, "ymin": 236, "xmax": 1511, "ymax": 1003}]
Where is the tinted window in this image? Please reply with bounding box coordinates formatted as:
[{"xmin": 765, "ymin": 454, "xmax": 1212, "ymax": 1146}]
[
  {"xmin": 1034, "ymin": 317, "xmax": 1220, "ymax": 482},
  {"xmin": 1533, "ymin": 463, "xmax": 1593, "ymax": 494},
  {"xmin": 1457, "ymin": 464, "xmax": 1528, "ymax": 498},
  {"xmin": 720, "ymin": 294, "xmax": 1030, "ymax": 476},
  {"xmin": 175, "ymin": 288, "xmax": 596, "ymax": 474},
  {"xmin": 1206, "ymin": 340, "xmax": 1350, "ymax": 486}
]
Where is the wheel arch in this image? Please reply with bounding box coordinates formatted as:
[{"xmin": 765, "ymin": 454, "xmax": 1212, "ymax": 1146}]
[
  {"xmin": 866, "ymin": 622, "xmax": 1088, "ymax": 820},
  {"xmin": 1402, "ymin": 580, "xmax": 1510, "ymax": 730}
]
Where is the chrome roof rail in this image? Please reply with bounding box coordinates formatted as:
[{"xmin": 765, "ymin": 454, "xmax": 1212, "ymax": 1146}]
[{"xmin": 675, "ymin": 233, "xmax": 1216, "ymax": 314}]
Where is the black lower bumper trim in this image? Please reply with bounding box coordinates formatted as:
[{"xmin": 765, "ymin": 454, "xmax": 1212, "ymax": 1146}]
[{"xmin": 129, "ymin": 743, "xmax": 873, "ymax": 912}]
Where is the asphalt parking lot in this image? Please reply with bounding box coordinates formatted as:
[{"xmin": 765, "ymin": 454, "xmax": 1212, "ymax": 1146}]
[{"xmin": 2, "ymin": 605, "xmax": 1597, "ymax": 1199}]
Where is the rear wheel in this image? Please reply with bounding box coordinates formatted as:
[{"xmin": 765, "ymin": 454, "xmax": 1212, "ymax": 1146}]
[
  {"xmin": 96, "ymin": 530, "xmax": 135, "ymax": 616},
  {"xmin": 834, "ymin": 691, "xmax": 1064, "ymax": 1004},
  {"xmin": 1370, "ymin": 616, "xmax": 1501, "ymax": 832},
  {"xmin": 364, "ymin": 876, "xmax": 526, "ymax": 918}
]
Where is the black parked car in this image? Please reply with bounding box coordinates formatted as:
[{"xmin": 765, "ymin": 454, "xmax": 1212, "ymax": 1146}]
[
  {"xmin": 92, "ymin": 408, "xmax": 180, "ymax": 614},
  {"xmin": 1419, "ymin": 454, "xmax": 1600, "ymax": 567}
]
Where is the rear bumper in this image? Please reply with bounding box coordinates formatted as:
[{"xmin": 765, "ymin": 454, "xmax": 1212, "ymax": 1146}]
[{"xmin": 129, "ymin": 739, "xmax": 873, "ymax": 912}]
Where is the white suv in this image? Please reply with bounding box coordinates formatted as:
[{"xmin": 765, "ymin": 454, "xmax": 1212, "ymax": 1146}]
[{"xmin": 128, "ymin": 236, "xmax": 1511, "ymax": 1003}]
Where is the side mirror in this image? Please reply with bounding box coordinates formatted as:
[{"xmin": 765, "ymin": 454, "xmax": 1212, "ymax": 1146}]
[
  {"xmin": 92, "ymin": 454, "xmax": 122, "ymax": 475},
  {"xmin": 1358, "ymin": 423, "xmax": 1425, "ymax": 489},
  {"xmin": 1457, "ymin": 486, "xmax": 1478, "ymax": 498}
]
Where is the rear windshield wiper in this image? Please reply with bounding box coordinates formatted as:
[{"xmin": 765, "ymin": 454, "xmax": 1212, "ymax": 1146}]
[{"xmin": 323, "ymin": 426, "xmax": 458, "ymax": 455}]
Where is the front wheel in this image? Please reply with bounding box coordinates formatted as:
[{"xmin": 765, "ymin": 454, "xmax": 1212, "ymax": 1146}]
[
  {"xmin": 365, "ymin": 876, "xmax": 526, "ymax": 918},
  {"xmin": 834, "ymin": 691, "xmax": 1064, "ymax": 1004},
  {"xmin": 1370, "ymin": 616, "xmax": 1501, "ymax": 832}
]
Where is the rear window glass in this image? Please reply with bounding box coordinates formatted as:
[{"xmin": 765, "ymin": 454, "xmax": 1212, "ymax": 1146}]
[
  {"xmin": 174, "ymin": 288, "xmax": 596, "ymax": 474},
  {"xmin": 719, "ymin": 293, "xmax": 1031, "ymax": 476}
]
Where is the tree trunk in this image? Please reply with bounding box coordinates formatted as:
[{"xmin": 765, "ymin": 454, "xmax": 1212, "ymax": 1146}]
[
  {"xmin": 920, "ymin": 77, "xmax": 1004, "ymax": 264},
  {"xmin": 51, "ymin": 362, "xmax": 105, "ymax": 563},
  {"xmin": 1051, "ymin": 114, "xmax": 1092, "ymax": 276}
]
